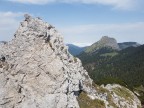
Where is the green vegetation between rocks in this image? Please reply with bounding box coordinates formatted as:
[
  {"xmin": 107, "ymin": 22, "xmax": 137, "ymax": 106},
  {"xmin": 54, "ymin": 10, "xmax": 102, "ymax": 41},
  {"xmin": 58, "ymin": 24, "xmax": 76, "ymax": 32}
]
[
  {"xmin": 112, "ymin": 86, "xmax": 134, "ymax": 103},
  {"xmin": 93, "ymin": 83, "xmax": 118, "ymax": 108},
  {"xmin": 134, "ymin": 85, "xmax": 144, "ymax": 105},
  {"xmin": 77, "ymin": 91, "xmax": 105, "ymax": 108}
]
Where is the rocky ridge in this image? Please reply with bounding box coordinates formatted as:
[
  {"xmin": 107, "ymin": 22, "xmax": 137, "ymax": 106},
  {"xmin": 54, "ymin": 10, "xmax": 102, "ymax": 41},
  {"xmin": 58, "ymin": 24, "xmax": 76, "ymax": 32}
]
[{"xmin": 0, "ymin": 15, "xmax": 141, "ymax": 108}]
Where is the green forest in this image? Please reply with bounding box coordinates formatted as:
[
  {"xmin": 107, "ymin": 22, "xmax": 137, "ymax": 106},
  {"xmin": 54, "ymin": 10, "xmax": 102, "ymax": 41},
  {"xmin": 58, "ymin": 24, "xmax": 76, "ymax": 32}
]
[{"xmin": 78, "ymin": 45, "xmax": 144, "ymax": 104}]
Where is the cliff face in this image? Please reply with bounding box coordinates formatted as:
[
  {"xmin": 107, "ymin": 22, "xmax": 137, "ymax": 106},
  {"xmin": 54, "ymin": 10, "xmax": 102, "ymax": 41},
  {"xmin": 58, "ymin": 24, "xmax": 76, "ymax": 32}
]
[{"xmin": 0, "ymin": 15, "xmax": 141, "ymax": 108}]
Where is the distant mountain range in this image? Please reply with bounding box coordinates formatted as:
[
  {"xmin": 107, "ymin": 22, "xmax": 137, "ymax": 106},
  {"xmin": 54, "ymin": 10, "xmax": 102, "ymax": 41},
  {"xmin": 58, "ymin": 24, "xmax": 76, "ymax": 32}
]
[
  {"xmin": 85, "ymin": 36, "xmax": 120, "ymax": 53},
  {"xmin": 118, "ymin": 42, "xmax": 141, "ymax": 49},
  {"xmin": 74, "ymin": 36, "xmax": 144, "ymax": 104},
  {"xmin": 67, "ymin": 44, "xmax": 85, "ymax": 56},
  {"xmin": 67, "ymin": 36, "xmax": 140, "ymax": 56}
]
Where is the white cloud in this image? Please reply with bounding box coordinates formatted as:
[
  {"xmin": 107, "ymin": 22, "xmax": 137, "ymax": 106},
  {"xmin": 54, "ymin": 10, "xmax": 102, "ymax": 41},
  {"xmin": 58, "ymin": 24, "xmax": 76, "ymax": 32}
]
[
  {"xmin": 77, "ymin": 0, "xmax": 135, "ymax": 10},
  {"xmin": 8, "ymin": 0, "xmax": 138, "ymax": 10},
  {"xmin": 8, "ymin": 0, "xmax": 53, "ymax": 5},
  {"xmin": 0, "ymin": 12, "xmax": 23, "ymax": 41},
  {"xmin": 58, "ymin": 22, "xmax": 144, "ymax": 44},
  {"xmin": 0, "ymin": 11, "xmax": 23, "ymax": 17}
]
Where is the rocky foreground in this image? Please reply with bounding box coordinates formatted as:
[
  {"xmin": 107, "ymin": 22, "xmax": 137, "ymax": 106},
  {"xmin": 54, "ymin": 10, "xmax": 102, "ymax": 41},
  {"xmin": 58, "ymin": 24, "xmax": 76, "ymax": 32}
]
[{"xmin": 0, "ymin": 15, "xmax": 141, "ymax": 108}]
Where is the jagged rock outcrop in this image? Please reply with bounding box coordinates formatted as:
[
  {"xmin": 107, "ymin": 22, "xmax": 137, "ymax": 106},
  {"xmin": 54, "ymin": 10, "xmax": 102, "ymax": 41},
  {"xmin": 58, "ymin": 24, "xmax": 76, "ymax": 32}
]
[
  {"xmin": 0, "ymin": 14, "xmax": 93, "ymax": 108},
  {"xmin": 0, "ymin": 15, "xmax": 141, "ymax": 108},
  {"xmin": 85, "ymin": 36, "xmax": 120, "ymax": 53}
]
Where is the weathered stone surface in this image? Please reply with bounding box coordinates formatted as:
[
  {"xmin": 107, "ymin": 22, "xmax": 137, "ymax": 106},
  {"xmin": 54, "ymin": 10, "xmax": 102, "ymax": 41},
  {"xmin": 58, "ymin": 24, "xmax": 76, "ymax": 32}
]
[
  {"xmin": 102, "ymin": 84, "xmax": 141, "ymax": 108},
  {"xmin": 0, "ymin": 14, "xmax": 93, "ymax": 108},
  {"xmin": 0, "ymin": 15, "xmax": 141, "ymax": 108}
]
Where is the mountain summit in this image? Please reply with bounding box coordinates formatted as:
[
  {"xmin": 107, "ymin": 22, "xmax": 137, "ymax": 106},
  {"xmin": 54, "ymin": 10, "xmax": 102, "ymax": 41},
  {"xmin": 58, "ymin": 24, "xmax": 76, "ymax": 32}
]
[
  {"xmin": 0, "ymin": 14, "xmax": 93, "ymax": 108},
  {"xmin": 0, "ymin": 15, "xmax": 141, "ymax": 108},
  {"xmin": 85, "ymin": 36, "xmax": 120, "ymax": 53}
]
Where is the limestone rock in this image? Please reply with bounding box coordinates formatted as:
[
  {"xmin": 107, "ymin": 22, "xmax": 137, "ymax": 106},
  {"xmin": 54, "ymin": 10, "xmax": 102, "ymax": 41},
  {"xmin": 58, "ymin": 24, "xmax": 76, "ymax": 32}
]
[
  {"xmin": 103, "ymin": 84, "xmax": 141, "ymax": 108},
  {"xmin": 0, "ymin": 14, "xmax": 93, "ymax": 108},
  {"xmin": 0, "ymin": 15, "xmax": 141, "ymax": 108}
]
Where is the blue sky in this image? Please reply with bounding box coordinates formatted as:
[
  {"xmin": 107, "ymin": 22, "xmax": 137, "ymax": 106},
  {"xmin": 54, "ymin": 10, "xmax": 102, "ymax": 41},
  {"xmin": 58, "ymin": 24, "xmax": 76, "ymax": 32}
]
[{"xmin": 0, "ymin": 0, "xmax": 144, "ymax": 46}]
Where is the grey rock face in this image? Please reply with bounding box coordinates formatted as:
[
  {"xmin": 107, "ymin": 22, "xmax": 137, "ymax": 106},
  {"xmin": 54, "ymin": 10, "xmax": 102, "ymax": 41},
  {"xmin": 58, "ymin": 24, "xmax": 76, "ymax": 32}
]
[
  {"xmin": 100, "ymin": 36, "xmax": 120, "ymax": 50},
  {"xmin": 0, "ymin": 15, "xmax": 92, "ymax": 108}
]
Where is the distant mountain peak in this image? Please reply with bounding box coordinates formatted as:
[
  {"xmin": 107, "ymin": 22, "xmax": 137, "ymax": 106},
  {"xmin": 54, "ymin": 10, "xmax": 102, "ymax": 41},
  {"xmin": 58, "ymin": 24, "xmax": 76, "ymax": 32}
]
[
  {"xmin": 85, "ymin": 36, "xmax": 120, "ymax": 53},
  {"xmin": 101, "ymin": 36, "xmax": 116, "ymax": 42},
  {"xmin": 101, "ymin": 36, "xmax": 111, "ymax": 40}
]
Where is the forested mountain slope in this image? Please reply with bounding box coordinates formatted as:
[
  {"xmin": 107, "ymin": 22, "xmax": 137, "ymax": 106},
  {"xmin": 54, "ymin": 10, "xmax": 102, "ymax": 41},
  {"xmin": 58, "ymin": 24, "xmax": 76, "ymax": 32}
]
[{"xmin": 78, "ymin": 45, "xmax": 144, "ymax": 104}]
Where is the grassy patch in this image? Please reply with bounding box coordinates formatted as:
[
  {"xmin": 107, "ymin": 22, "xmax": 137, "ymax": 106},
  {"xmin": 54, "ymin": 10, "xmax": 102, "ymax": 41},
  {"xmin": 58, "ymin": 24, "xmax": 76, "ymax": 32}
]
[
  {"xmin": 134, "ymin": 85, "xmax": 144, "ymax": 105},
  {"xmin": 92, "ymin": 83, "xmax": 117, "ymax": 108},
  {"xmin": 74, "ymin": 57, "xmax": 77, "ymax": 63},
  {"xmin": 100, "ymin": 52, "xmax": 118, "ymax": 57},
  {"xmin": 77, "ymin": 91, "xmax": 105, "ymax": 108},
  {"xmin": 112, "ymin": 86, "xmax": 134, "ymax": 103},
  {"xmin": 134, "ymin": 85, "xmax": 144, "ymax": 92}
]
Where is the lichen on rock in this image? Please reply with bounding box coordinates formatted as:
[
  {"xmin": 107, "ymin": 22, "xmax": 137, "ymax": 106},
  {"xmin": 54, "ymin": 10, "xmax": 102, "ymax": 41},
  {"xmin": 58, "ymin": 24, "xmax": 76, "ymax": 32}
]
[{"xmin": 0, "ymin": 14, "xmax": 142, "ymax": 108}]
